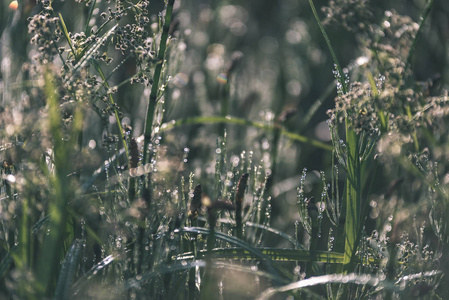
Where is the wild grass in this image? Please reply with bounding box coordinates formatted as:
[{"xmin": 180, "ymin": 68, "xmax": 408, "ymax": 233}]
[{"xmin": 1, "ymin": 0, "xmax": 449, "ymax": 299}]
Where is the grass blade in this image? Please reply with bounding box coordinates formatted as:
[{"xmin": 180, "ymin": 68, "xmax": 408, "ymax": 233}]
[
  {"xmin": 175, "ymin": 247, "xmax": 345, "ymax": 264},
  {"xmin": 70, "ymin": 255, "xmax": 114, "ymax": 296},
  {"xmin": 0, "ymin": 245, "xmax": 17, "ymax": 278},
  {"xmin": 159, "ymin": 116, "xmax": 333, "ymax": 151},
  {"xmin": 36, "ymin": 68, "xmax": 73, "ymax": 296},
  {"xmin": 54, "ymin": 239, "xmax": 82, "ymax": 300},
  {"xmin": 142, "ymin": 0, "xmax": 175, "ymax": 168},
  {"xmin": 182, "ymin": 227, "xmax": 287, "ymax": 284}
]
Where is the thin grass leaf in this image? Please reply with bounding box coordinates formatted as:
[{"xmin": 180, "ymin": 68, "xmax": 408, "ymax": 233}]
[
  {"xmin": 125, "ymin": 260, "xmax": 284, "ymax": 292},
  {"xmin": 84, "ymin": 0, "xmax": 98, "ymax": 34},
  {"xmin": 54, "ymin": 239, "xmax": 82, "ymax": 300},
  {"xmin": 406, "ymin": 0, "xmax": 435, "ymax": 67},
  {"xmin": 159, "ymin": 116, "xmax": 333, "ymax": 151},
  {"xmin": 213, "ymin": 216, "xmax": 305, "ymax": 249},
  {"xmin": 0, "ymin": 244, "xmax": 17, "ymax": 278},
  {"xmin": 175, "ymin": 247, "xmax": 344, "ymax": 264},
  {"xmin": 181, "ymin": 227, "xmax": 287, "ymax": 284},
  {"xmin": 70, "ymin": 255, "xmax": 114, "ymax": 296},
  {"xmin": 308, "ymin": 0, "xmax": 365, "ymax": 274},
  {"xmin": 342, "ymin": 124, "xmax": 362, "ymax": 273},
  {"xmin": 126, "ymin": 260, "xmax": 206, "ymax": 290},
  {"xmin": 92, "ymin": 61, "xmax": 128, "ymax": 159},
  {"xmin": 142, "ymin": 0, "xmax": 175, "ymax": 168},
  {"xmin": 58, "ymin": 13, "xmax": 76, "ymax": 59},
  {"xmin": 367, "ymin": 71, "xmax": 387, "ymax": 132},
  {"xmin": 300, "ymin": 81, "xmax": 335, "ymax": 129},
  {"xmin": 257, "ymin": 270, "xmax": 441, "ymax": 300},
  {"xmin": 308, "ymin": 0, "xmax": 347, "ymax": 94},
  {"xmin": 32, "ymin": 214, "xmax": 51, "ymax": 234},
  {"xmin": 36, "ymin": 68, "xmax": 72, "ymax": 296},
  {"xmin": 246, "ymin": 221, "xmax": 306, "ymax": 250}
]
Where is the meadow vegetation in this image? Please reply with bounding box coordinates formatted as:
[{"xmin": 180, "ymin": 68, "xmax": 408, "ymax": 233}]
[{"xmin": 1, "ymin": 0, "xmax": 449, "ymax": 299}]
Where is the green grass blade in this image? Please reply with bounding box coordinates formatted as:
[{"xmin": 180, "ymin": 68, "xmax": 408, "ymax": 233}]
[
  {"xmin": 182, "ymin": 227, "xmax": 287, "ymax": 283},
  {"xmin": 142, "ymin": 0, "xmax": 175, "ymax": 167},
  {"xmin": 54, "ymin": 239, "xmax": 82, "ymax": 300},
  {"xmin": 342, "ymin": 124, "xmax": 361, "ymax": 273},
  {"xmin": 92, "ymin": 61, "xmax": 129, "ymax": 160},
  {"xmin": 308, "ymin": 0, "xmax": 347, "ymax": 94},
  {"xmin": 367, "ymin": 71, "xmax": 387, "ymax": 132},
  {"xmin": 126, "ymin": 260, "xmax": 206, "ymax": 290},
  {"xmin": 70, "ymin": 255, "xmax": 114, "ymax": 296},
  {"xmin": 0, "ymin": 245, "xmax": 17, "ymax": 278},
  {"xmin": 159, "ymin": 116, "xmax": 333, "ymax": 151},
  {"xmin": 84, "ymin": 0, "xmax": 98, "ymax": 34},
  {"xmin": 257, "ymin": 270, "xmax": 441, "ymax": 300},
  {"xmin": 245, "ymin": 221, "xmax": 306, "ymax": 250},
  {"xmin": 126, "ymin": 260, "xmax": 285, "ymax": 291},
  {"xmin": 36, "ymin": 68, "xmax": 72, "ymax": 296},
  {"xmin": 175, "ymin": 247, "xmax": 344, "ymax": 264},
  {"xmin": 58, "ymin": 13, "xmax": 76, "ymax": 59}
]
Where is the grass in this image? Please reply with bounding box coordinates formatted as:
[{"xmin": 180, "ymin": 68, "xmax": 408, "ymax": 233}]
[{"xmin": 1, "ymin": 0, "xmax": 449, "ymax": 299}]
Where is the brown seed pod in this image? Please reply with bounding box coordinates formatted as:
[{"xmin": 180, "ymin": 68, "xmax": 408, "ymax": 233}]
[
  {"xmin": 235, "ymin": 173, "xmax": 249, "ymax": 204},
  {"xmin": 188, "ymin": 184, "xmax": 202, "ymax": 220}
]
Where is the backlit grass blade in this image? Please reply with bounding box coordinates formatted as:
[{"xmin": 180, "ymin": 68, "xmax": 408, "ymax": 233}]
[
  {"xmin": 142, "ymin": 0, "xmax": 175, "ymax": 168},
  {"xmin": 70, "ymin": 255, "xmax": 114, "ymax": 296},
  {"xmin": 175, "ymin": 247, "xmax": 344, "ymax": 264},
  {"xmin": 182, "ymin": 227, "xmax": 286, "ymax": 284},
  {"xmin": 257, "ymin": 270, "xmax": 441, "ymax": 300},
  {"xmin": 159, "ymin": 116, "xmax": 333, "ymax": 151},
  {"xmin": 308, "ymin": 0, "xmax": 362, "ymax": 274},
  {"xmin": 343, "ymin": 125, "xmax": 362, "ymax": 273}
]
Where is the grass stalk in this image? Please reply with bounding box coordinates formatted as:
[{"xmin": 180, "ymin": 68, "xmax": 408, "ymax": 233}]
[
  {"xmin": 342, "ymin": 123, "xmax": 362, "ymax": 273},
  {"xmin": 406, "ymin": 0, "xmax": 435, "ymax": 68},
  {"xmin": 36, "ymin": 68, "xmax": 73, "ymax": 296},
  {"xmin": 308, "ymin": 0, "xmax": 363, "ymax": 275},
  {"xmin": 93, "ymin": 61, "xmax": 129, "ymax": 159},
  {"xmin": 142, "ymin": 0, "xmax": 175, "ymax": 168},
  {"xmin": 235, "ymin": 173, "xmax": 249, "ymax": 240}
]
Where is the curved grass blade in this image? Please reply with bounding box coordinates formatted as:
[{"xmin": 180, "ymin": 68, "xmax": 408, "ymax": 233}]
[
  {"xmin": 174, "ymin": 247, "xmax": 344, "ymax": 264},
  {"xmin": 257, "ymin": 273, "xmax": 390, "ymax": 300},
  {"xmin": 215, "ymin": 217, "xmax": 305, "ymax": 249},
  {"xmin": 70, "ymin": 255, "xmax": 114, "ymax": 296},
  {"xmin": 308, "ymin": 0, "xmax": 347, "ymax": 94},
  {"xmin": 181, "ymin": 227, "xmax": 287, "ymax": 284},
  {"xmin": 158, "ymin": 116, "xmax": 332, "ymax": 151},
  {"xmin": 0, "ymin": 244, "xmax": 17, "ymax": 278},
  {"xmin": 406, "ymin": 0, "xmax": 434, "ymax": 67},
  {"xmin": 36, "ymin": 68, "xmax": 73, "ymax": 296},
  {"xmin": 245, "ymin": 221, "xmax": 306, "ymax": 250},
  {"xmin": 142, "ymin": 0, "xmax": 176, "ymax": 167},
  {"xmin": 125, "ymin": 260, "xmax": 282, "ymax": 291},
  {"xmin": 257, "ymin": 270, "xmax": 441, "ymax": 300},
  {"xmin": 58, "ymin": 13, "xmax": 76, "ymax": 59},
  {"xmin": 92, "ymin": 61, "xmax": 128, "ymax": 159},
  {"xmin": 54, "ymin": 239, "xmax": 82, "ymax": 300},
  {"xmin": 126, "ymin": 260, "xmax": 206, "ymax": 290}
]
